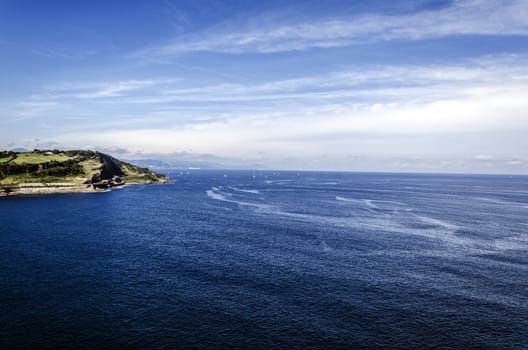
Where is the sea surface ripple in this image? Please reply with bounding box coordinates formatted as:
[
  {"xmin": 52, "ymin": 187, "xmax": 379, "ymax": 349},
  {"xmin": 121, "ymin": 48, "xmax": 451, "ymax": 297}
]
[{"xmin": 1, "ymin": 171, "xmax": 527, "ymax": 349}]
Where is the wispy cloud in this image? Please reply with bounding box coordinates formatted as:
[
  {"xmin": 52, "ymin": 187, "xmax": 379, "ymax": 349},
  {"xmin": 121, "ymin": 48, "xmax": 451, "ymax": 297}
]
[
  {"xmin": 134, "ymin": 0, "xmax": 528, "ymax": 57},
  {"xmin": 51, "ymin": 82, "xmax": 528, "ymax": 154},
  {"xmin": 164, "ymin": 0, "xmax": 192, "ymax": 31},
  {"xmin": 8, "ymin": 53, "xmax": 528, "ymax": 173},
  {"xmin": 3, "ymin": 1, "xmax": 527, "ymax": 173},
  {"xmin": 32, "ymin": 79, "xmax": 173, "ymax": 100},
  {"xmin": 11, "ymin": 101, "xmax": 63, "ymax": 118},
  {"xmin": 13, "ymin": 54, "xmax": 528, "ymax": 122},
  {"xmin": 115, "ymin": 54, "xmax": 528, "ymax": 106}
]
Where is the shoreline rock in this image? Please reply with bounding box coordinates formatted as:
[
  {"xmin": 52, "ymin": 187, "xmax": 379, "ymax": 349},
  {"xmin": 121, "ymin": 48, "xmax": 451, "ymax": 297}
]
[{"xmin": 0, "ymin": 180, "xmax": 168, "ymax": 197}]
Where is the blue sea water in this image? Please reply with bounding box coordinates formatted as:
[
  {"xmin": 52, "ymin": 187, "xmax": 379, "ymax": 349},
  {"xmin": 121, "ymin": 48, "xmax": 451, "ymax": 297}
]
[{"xmin": 1, "ymin": 171, "xmax": 527, "ymax": 349}]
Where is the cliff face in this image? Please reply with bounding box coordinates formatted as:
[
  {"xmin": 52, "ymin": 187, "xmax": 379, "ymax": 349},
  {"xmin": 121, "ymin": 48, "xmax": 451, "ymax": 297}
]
[
  {"xmin": 0, "ymin": 150, "xmax": 168, "ymax": 196},
  {"xmin": 96, "ymin": 153, "xmax": 125, "ymax": 181}
]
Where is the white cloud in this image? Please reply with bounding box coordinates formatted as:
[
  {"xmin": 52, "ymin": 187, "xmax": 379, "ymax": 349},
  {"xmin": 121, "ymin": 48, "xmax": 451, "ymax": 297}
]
[
  {"xmin": 7, "ymin": 54, "xmax": 528, "ymax": 172},
  {"xmin": 11, "ymin": 101, "xmax": 63, "ymax": 118},
  {"xmin": 112, "ymin": 55, "xmax": 528, "ymax": 108},
  {"xmin": 33, "ymin": 79, "xmax": 171, "ymax": 100},
  {"xmin": 51, "ymin": 86, "xmax": 528, "ymax": 156},
  {"xmin": 134, "ymin": 0, "xmax": 528, "ymax": 56},
  {"xmin": 19, "ymin": 54, "xmax": 527, "ymax": 111}
]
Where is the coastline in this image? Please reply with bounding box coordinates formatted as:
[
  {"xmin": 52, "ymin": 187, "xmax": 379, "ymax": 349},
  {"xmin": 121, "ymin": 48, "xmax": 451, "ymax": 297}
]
[
  {"xmin": 0, "ymin": 150, "xmax": 169, "ymax": 197},
  {"xmin": 0, "ymin": 179, "xmax": 168, "ymax": 197}
]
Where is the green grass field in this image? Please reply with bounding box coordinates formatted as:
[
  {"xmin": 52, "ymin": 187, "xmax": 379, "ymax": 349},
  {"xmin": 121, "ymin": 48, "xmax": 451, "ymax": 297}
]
[
  {"xmin": 1, "ymin": 150, "xmax": 166, "ymax": 188},
  {"xmin": 11, "ymin": 152, "xmax": 74, "ymax": 165},
  {"xmin": 0, "ymin": 174, "xmax": 77, "ymax": 185}
]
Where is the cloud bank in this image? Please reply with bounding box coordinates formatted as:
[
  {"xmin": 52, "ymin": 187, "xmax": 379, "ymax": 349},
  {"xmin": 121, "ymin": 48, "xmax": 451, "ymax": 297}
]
[
  {"xmin": 3, "ymin": 0, "xmax": 528, "ymax": 173},
  {"xmin": 135, "ymin": 0, "xmax": 528, "ymax": 57}
]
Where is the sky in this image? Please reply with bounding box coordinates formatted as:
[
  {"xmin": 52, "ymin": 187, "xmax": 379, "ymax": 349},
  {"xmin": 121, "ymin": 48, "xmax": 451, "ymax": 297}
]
[{"xmin": 1, "ymin": 0, "xmax": 528, "ymax": 173}]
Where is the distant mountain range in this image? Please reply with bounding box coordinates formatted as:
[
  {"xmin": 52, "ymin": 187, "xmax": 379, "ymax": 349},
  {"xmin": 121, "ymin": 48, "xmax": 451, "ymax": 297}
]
[{"xmin": 125, "ymin": 152, "xmax": 265, "ymax": 170}]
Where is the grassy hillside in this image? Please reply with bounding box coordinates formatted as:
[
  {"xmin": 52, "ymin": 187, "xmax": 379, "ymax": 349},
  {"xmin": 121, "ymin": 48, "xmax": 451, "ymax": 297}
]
[{"xmin": 0, "ymin": 150, "xmax": 168, "ymax": 195}]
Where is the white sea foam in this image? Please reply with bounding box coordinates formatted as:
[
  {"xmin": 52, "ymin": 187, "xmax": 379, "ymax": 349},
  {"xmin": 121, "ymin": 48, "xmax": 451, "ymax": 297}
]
[
  {"xmin": 363, "ymin": 199, "xmax": 378, "ymax": 209},
  {"xmin": 257, "ymin": 203, "xmax": 478, "ymax": 249},
  {"xmin": 231, "ymin": 187, "xmax": 260, "ymax": 194},
  {"xmin": 336, "ymin": 196, "xmax": 378, "ymax": 211},
  {"xmin": 475, "ymin": 197, "xmax": 528, "ymax": 209},
  {"xmin": 206, "ymin": 187, "xmax": 270, "ymax": 210},
  {"xmin": 491, "ymin": 238, "xmax": 528, "ymax": 251},
  {"xmin": 412, "ymin": 214, "xmax": 459, "ymax": 230},
  {"xmin": 206, "ymin": 189, "xmax": 228, "ymax": 201},
  {"xmin": 335, "ymin": 197, "xmax": 464, "ymax": 243},
  {"xmin": 206, "ymin": 184, "xmax": 518, "ymax": 253},
  {"xmin": 265, "ymin": 180, "xmax": 293, "ymax": 184},
  {"xmin": 372, "ymin": 200, "xmax": 408, "ymax": 207}
]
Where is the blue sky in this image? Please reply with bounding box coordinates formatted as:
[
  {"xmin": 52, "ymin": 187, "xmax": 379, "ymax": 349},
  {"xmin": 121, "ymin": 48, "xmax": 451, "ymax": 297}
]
[{"xmin": 1, "ymin": 0, "xmax": 528, "ymax": 173}]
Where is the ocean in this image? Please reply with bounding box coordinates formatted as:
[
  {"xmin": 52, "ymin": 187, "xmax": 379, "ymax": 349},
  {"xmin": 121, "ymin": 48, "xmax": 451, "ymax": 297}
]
[{"xmin": 1, "ymin": 171, "xmax": 527, "ymax": 349}]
